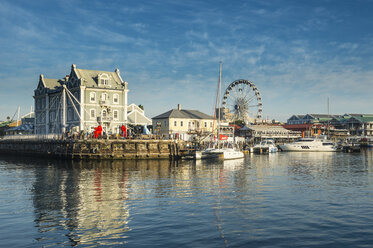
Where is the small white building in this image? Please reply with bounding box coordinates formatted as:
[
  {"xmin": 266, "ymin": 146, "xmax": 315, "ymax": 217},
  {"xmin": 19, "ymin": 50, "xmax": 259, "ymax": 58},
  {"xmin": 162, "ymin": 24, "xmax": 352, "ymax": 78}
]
[
  {"xmin": 127, "ymin": 104, "xmax": 152, "ymax": 126},
  {"xmin": 152, "ymin": 104, "xmax": 215, "ymax": 141}
]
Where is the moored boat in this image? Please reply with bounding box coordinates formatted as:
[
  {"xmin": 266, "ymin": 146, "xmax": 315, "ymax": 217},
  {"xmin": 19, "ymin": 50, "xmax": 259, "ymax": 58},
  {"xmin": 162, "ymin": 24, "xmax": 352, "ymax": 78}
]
[
  {"xmin": 279, "ymin": 137, "xmax": 337, "ymax": 152},
  {"xmin": 253, "ymin": 139, "xmax": 278, "ymax": 153}
]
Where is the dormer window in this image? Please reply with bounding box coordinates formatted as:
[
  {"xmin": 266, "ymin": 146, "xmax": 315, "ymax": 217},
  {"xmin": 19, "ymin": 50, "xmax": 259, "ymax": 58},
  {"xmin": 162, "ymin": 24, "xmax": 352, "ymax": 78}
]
[{"xmin": 99, "ymin": 74, "xmax": 110, "ymax": 86}]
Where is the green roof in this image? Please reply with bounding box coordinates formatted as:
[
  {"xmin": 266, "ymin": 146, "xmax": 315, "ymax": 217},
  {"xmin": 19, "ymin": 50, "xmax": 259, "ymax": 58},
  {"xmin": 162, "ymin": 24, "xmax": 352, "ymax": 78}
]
[{"xmin": 0, "ymin": 121, "xmax": 11, "ymax": 127}]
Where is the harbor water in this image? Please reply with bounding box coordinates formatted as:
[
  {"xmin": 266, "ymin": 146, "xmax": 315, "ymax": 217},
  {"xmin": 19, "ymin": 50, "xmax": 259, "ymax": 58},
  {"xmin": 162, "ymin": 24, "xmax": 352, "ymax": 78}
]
[{"xmin": 1, "ymin": 150, "xmax": 373, "ymax": 247}]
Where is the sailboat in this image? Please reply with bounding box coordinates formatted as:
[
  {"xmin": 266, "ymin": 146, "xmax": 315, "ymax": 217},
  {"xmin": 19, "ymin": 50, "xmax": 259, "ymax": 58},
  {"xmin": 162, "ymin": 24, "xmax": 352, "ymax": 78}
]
[{"xmin": 196, "ymin": 62, "xmax": 244, "ymax": 160}]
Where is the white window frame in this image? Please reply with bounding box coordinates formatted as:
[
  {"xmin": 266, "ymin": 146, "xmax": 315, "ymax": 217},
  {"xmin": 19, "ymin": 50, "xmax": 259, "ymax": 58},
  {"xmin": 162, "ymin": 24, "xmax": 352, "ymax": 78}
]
[
  {"xmin": 113, "ymin": 94, "xmax": 119, "ymax": 104},
  {"xmin": 90, "ymin": 109, "xmax": 96, "ymax": 120},
  {"xmin": 99, "ymin": 74, "xmax": 110, "ymax": 86},
  {"xmin": 101, "ymin": 93, "xmax": 108, "ymax": 101},
  {"xmin": 102, "ymin": 109, "xmax": 107, "ymax": 118},
  {"xmin": 113, "ymin": 110, "xmax": 119, "ymax": 120},
  {"xmin": 90, "ymin": 92, "xmax": 96, "ymax": 103}
]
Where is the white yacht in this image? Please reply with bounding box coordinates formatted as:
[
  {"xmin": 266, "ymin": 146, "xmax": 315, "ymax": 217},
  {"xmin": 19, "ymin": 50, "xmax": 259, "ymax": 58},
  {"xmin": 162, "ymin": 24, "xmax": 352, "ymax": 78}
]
[
  {"xmin": 279, "ymin": 137, "xmax": 337, "ymax": 152},
  {"xmin": 195, "ymin": 62, "xmax": 244, "ymax": 160},
  {"xmin": 196, "ymin": 143, "xmax": 244, "ymax": 160},
  {"xmin": 253, "ymin": 139, "xmax": 278, "ymax": 153}
]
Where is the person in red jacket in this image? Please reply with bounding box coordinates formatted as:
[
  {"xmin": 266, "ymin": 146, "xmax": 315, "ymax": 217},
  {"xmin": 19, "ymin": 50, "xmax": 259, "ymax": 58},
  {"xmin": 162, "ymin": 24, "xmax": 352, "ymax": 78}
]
[{"xmin": 121, "ymin": 125, "xmax": 127, "ymax": 139}]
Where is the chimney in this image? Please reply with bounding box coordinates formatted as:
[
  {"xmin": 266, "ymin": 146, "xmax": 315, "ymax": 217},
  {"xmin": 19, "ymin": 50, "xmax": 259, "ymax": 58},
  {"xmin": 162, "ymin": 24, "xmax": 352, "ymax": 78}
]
[{"xmin": 177, "ymin": 104, "xmax": 181, "ymax": 111}]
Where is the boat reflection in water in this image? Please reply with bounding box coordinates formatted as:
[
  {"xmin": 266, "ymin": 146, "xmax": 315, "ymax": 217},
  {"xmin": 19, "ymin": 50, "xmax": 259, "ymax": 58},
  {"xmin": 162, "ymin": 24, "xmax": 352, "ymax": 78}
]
[{"xmin": 2, "ymin": 150, "xmax": 373, "ymax": 247}]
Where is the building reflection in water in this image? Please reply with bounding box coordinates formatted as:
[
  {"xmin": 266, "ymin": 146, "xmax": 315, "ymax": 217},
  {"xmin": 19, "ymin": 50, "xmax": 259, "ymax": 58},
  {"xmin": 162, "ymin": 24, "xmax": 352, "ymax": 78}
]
[
  {"xmin": 31, "ymin": 159, "xmax": 131, "ymax": 246},
  {"xmin": 30, "ymin": 158, "xmax": 237, "ymax": 246}
]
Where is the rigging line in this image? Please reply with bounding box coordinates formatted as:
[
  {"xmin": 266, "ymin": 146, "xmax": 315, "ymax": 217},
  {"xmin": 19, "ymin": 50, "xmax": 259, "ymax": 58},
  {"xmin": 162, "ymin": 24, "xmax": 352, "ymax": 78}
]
[
  {"xmin": 10, "ymin": 108, "xmax": 18, "ymax": 122},
  {"xmin": 37, "ymin": 95, "xmax": 60, "ymax": 123},
  {"xmin": 64, "ymin": 87, "xmax": 92, "ymax": 118},
  {"xmin": 65, "ymin": 89, "xmax": 82, "ymax": 121},
  {"xmin": 52, "ymin": 92, "xmax": 62, "ymax": 133}
]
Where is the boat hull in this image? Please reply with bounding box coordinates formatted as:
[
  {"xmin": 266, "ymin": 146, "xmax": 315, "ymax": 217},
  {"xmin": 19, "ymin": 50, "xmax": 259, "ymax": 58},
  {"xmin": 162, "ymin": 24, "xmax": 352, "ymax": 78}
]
[{"xmin": 279, "ymin": 144, "xmax": 337, "ymax": 152}]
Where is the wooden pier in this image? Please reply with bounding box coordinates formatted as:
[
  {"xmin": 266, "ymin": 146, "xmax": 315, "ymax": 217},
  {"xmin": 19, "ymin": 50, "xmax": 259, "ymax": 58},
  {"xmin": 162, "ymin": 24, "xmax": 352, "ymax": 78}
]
[{"xmin": 0, "ymin": 138, "xmax": 182, "ymax": 160}]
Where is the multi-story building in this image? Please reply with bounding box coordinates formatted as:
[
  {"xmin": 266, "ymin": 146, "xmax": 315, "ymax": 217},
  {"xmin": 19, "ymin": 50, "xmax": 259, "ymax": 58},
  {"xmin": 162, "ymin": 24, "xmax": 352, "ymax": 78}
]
[
  {"xmin": 344, "ymin": 115, "xmax": 373, "ymax": 136},
  {"xmin": 152, "ymin": 104, "xmax": 215, "ymax": 140},
  {"xmin": 34, "ymin": 64, "xmax": 129, "ymax": 134},
  {"xmin": 287, "ymin": 114, "xmax": 341, "ymax": 125}
]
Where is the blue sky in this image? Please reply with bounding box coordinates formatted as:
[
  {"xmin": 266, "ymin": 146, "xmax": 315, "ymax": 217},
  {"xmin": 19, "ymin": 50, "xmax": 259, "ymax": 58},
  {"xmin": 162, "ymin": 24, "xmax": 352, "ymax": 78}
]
[{"xmin": 0, "ymin": 0, "xmax": 372, "ymax": 121}]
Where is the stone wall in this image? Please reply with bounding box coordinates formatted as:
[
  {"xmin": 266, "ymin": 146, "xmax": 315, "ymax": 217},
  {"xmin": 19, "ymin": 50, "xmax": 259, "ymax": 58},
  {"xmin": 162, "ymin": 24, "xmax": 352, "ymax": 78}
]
[{"xmin": 0, "ymin": 139, "xmax": 181, "ymax": 160}]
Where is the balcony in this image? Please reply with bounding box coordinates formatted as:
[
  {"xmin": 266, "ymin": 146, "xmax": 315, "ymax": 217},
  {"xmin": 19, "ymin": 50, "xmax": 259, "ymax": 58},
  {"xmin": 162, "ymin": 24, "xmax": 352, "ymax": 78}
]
[
  {"xmin": 97, "ymin": 116, "xmax": 113, "ymax": 123},
  {"xmin": 99, "ymin": 100, "xmax": 109, "ymax": 105}
]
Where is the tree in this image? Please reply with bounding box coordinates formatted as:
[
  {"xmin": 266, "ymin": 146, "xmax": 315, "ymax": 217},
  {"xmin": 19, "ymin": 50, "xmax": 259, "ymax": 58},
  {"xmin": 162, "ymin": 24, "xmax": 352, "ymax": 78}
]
[
  {"xmin": 138, "ymin": 104, "xmax": 144, "ymax": 110},
  {"xmin": 6, "ymin": 116, "xmax": 10, "ymax": 121}
]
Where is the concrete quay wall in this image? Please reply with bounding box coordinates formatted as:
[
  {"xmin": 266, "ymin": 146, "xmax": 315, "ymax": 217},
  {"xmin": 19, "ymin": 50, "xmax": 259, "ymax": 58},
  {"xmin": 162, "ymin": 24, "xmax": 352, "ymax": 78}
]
[{"xmin": 0, "ymin": 139, "xmax": 182, "ymax": 160}]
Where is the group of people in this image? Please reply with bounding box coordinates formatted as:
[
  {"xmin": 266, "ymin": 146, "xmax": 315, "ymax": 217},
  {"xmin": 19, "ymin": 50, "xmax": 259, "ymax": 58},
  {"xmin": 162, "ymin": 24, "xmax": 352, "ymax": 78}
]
[{"xmin": 93, "ymin": 125, "xmax": 128, "ymax": 139}]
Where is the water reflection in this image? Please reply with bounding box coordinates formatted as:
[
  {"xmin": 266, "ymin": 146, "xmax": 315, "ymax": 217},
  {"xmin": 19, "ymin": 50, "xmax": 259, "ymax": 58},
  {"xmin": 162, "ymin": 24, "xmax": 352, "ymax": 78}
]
[
  {"xmin": 2, "ymin": 151, "xmax": 373, "ymax": 247},
  {"xmin": 30, "ymin": 159, "xmax": 132, "ymax": 246}
]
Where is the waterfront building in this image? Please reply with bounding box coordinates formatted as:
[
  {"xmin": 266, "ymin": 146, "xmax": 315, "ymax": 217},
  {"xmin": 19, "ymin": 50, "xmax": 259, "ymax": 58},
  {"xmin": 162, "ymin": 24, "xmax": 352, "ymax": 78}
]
[
  {"xmin": 5, "ymin": 112, "xmax": 35, "ymax": 135},
  {"xmin": 287, "ymin": 114, "xmax": 342, "ymax": 125},
  {"xmin": 127, "ymin": 104, "xmax": 152, "ymax": 126},
  {"xmin": 152, "ymin": 104, "xmax": 215, "ymax": 141},
  {"xmin": 238, "ymin": 124, "xmax": 301, "ymax": 144},
  {"xmin": 34, "ymin": 64, "xmax": 129, "ymax": 135},
  {"xmin": 282, "ymin": 123, "xmax": 334, "ymax": 138},
  {"xmin": 344, "ymin": 115, "xmax": 373, "ymax": 136}
]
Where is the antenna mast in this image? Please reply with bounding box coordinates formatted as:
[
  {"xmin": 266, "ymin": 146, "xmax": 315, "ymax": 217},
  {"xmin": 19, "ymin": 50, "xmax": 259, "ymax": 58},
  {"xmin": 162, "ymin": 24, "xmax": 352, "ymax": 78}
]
[{"xmin": 217, "ymin": 61, "xmax": 222, "ymax": 147}]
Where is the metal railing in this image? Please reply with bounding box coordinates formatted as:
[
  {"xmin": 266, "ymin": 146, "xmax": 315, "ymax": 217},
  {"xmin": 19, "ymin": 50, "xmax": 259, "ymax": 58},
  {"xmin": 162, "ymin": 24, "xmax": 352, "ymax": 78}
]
[{"xmin": 0, "ymin": 134, "xmax": 63, "ymax": 141}]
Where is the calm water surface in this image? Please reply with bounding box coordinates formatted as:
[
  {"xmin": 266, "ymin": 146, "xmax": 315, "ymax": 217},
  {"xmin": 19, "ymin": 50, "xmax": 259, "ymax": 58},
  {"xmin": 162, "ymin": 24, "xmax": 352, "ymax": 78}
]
[{"xmin": 1, "ymin": 150, "xmax": 373, "ymax": 247}]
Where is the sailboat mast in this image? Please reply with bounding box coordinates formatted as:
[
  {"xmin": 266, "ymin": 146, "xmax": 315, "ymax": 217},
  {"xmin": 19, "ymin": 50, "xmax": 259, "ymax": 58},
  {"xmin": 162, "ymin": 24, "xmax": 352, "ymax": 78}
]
[
  {"xmin": 217, "ymin": 61, "xmax": 222, "ymax": 147},
  {"xmin": 327, "ymin": 96, "xmax": 330, "ymax": 138}
]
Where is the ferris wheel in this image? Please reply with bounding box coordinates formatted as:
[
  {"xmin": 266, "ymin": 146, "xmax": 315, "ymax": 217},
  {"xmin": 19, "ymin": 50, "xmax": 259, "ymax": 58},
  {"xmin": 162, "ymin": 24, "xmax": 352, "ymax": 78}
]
[{"xmin": 221, "ymin": 79, "xmax": 262, "ymax": 123}]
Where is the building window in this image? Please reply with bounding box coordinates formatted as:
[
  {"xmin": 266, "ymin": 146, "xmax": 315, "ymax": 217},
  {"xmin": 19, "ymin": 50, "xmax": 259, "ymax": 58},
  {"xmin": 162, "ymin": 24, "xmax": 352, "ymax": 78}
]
[
  {"xmin": 74, "ymin": 110, "xmax": 78, "ymax": 121},
  {"xmin": 174, "ymin": 121, "xmax": 177, "ymax": 127},
  {"xmin": 181, "ymin": 121, "xmax": 183, "ymax": 127},
  {"xmin": 102, "ymin": 109, "xmax": 107, "ymax": 118},
  {"xmin": 74, "ymin": 92, "xmax": 79, "ymax": 103},
  {"xmin": 90, "ymin": 109, "xmax": 96, "ymax": 119},
  {"xmin": 113, "ymin": 94, "xmax": 119, "ymax": 104},
  {"xmin": 113, "ymin": 110, "xmax": 119, "ymax": 120},
  {"xmin": 101, "ymin": 93, "xmax": 108, "ymax": 102},
  {"xmin": 210, "ymin": 122, "xmax": 213, "ymax": 128},
  {"xmin": 164, "ymin": 121, "xmax": 167, "ymax": 127},
  {"xmin": 99, "ymin": 74, "xmax": 109, "ymax": 86},
  {"xmin": 68, "ymin": 109, "xmax": 73, "ymax": 121},
  {"xmin": 204, "ymin": 122, "xmax": 207, "ymax": 128},
  {"xmin": 90, "ymin": 92, "xmax": 96, "ymax": 103},
  {"xmin": 49, "ymin": 112, "xmax": 55, "ymax": 122}
]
